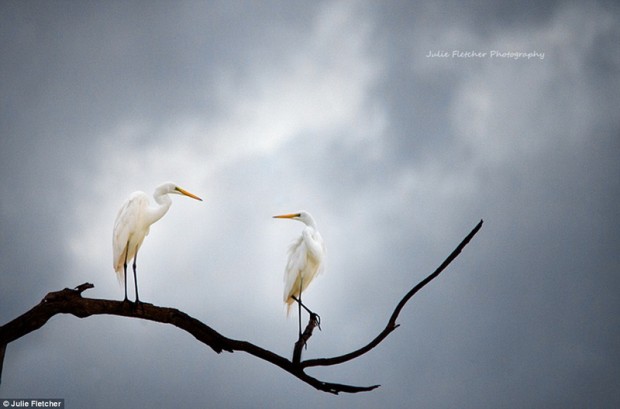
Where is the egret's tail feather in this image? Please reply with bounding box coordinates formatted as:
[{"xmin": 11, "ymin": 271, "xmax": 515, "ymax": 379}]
[{"xmin": 114, "ymin": 267, "xmax": 125, "ymax": 286}]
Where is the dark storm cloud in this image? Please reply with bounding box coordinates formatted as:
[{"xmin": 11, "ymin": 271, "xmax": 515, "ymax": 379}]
[{"xmin": 1, "ymin": 1, "xmax": 619, "ymax": 408}]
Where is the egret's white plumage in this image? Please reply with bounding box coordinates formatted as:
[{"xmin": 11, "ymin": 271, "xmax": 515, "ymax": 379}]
[
  {"xmin": 273, "ymin": 211, "xmax": 325, "ymax": 314},
  {"xmin": 112, "ymin": 182, "xmax": 202, "ymax": 302}
]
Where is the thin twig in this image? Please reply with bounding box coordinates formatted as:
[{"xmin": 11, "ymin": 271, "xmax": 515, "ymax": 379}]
[{"xmin": 301, "ymin": 219, "xmax": 484, "ymax": 368}]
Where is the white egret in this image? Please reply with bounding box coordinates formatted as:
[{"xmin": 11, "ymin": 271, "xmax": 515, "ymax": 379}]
[
  {"xmin": 273, "ymin": 211, "xmax": 325, "ymax": 337},
  {"xmin": 113, "ymin": 182, "xmax": 202, "ymax": 303}
]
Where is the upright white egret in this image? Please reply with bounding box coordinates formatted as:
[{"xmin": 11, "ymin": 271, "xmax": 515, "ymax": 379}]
[
  {"xmin": 113, "ymin": 182, "xmax": 202, "ymax": 303},
  {"xmin": 273, "ymin": 211, "xmax": 325, "ymax": 337}
]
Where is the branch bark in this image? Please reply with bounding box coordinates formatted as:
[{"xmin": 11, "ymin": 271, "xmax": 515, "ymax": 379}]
[{"xmin": 0, "ymin": 220, "xmax": 483, "ymax": 394}]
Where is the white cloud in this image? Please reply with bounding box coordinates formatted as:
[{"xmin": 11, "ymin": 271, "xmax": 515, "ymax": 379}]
[{"xmin": 65, "ymin": 0, "xmax": 386, "ymax": 306}]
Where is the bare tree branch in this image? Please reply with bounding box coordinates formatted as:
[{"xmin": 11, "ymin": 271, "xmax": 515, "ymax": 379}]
[
  {"xmin": 301, "ymin": 219, "xmax": 484, "ymax": 368},
  {"xmin": 0, "ymin": 219, "xmax": 483, "ymax": 394},
  {"xmin": 292, "ymin": 313, "xmax": 320, "ymax": 365}
]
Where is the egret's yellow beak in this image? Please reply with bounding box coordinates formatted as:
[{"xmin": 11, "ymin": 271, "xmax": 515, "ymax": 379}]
[
  {"xmin": 176, "ymin": 187, "xmax": 203, "ymax": 201},
  {"xmin": 273, "ymin": 213, "xmax": 300, "ymax": 219}
]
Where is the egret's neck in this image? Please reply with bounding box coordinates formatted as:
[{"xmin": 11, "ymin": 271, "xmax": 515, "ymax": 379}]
[
  {"xmin": 304, "ymin": 216, "xmax": 318, "ymax": 230},
  {"xmin": 147, "ymin": 191, "xmax": 173, "ymax": 225}
]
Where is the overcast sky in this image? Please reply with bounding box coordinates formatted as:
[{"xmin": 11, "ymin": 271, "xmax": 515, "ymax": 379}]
[{"xmin": 1, "ymin": 1, "xmax": 619, "ymax": 408}]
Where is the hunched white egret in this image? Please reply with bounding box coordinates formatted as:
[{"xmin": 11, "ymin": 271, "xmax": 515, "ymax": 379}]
[
  {"xmin": 273, "ymin": 211, "xmax": 325, "ymax": 337},
  {"xmin": 113, "ymin": 182, "xmax": 202, "ymax": 303}
]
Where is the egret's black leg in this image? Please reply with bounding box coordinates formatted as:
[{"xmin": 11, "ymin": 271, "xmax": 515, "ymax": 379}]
[
  {"xmin": 123, "ymin": 262, "xmax": 129, "ymax": 302},
  {"xmin": 291, "ymin": 295, "xmax": 321, "ymax": 331},
  {"xmin": 298, "ymin": 277, "xmax": 303, "ymax": 340},
  {"xmin": 133, "ymin": 248, "xmax": 140, "ymax": 304},
  {"xmin": 123, "ymin": 243, "xmax": 129, "ymax": 302},
  {"xmin": 292, "ymin": 296, "xmax": 313, "ymax": 315}
]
